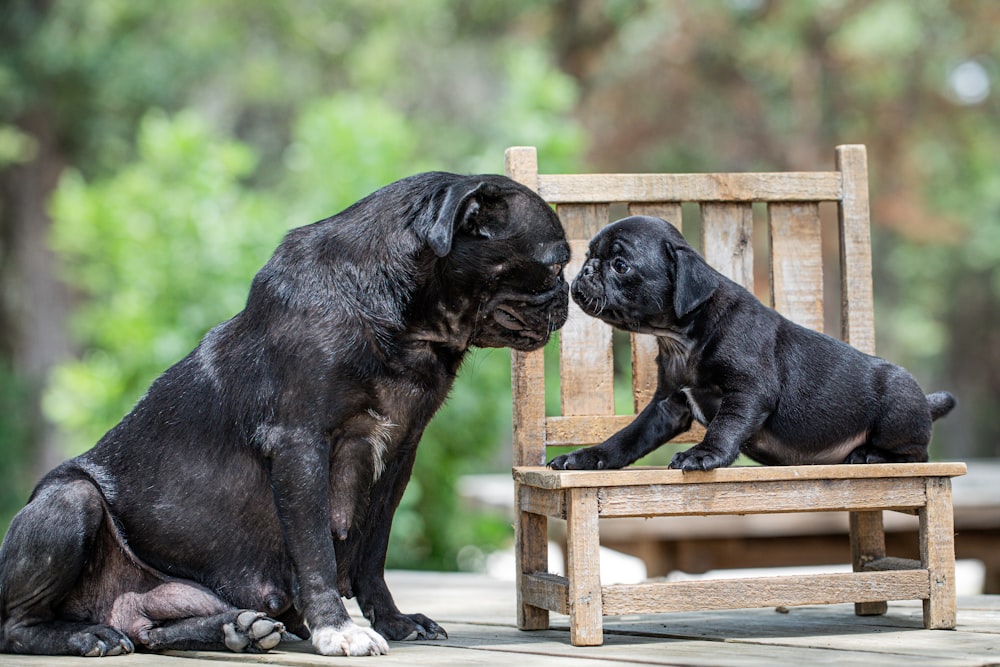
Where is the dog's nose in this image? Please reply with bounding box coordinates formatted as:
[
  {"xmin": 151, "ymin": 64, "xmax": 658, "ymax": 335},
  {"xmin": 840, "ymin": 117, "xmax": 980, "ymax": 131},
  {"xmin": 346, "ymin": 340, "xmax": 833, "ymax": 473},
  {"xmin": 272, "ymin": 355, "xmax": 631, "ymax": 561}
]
[{"xmin": 580, "ymin": 261, "xmax": 597, "ymax": 278}]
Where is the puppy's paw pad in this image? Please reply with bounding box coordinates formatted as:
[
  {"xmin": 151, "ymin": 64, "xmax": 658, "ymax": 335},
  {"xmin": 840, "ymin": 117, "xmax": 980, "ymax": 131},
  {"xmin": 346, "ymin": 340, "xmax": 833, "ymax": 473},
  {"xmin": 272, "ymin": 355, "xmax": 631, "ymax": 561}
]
[
  {"xmin": 312, "ymin": 623, "xmax": 389, "ymax": 656},
  {"xmin": 224, "ymin": 610, "xmax": 285, "ymax": 652}
]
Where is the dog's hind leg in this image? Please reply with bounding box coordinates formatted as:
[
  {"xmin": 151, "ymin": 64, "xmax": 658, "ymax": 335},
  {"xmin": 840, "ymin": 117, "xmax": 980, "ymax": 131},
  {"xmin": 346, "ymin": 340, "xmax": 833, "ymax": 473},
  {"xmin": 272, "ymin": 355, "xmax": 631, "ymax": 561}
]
[
  {"xmin": 0, "ymin": 478, "xmax": 134, "ymax": 656},
  {"xmin": 845, "ymin": 369, "xmax": 933, "ymax": 464},
  {"xmin": 140, "ymin": 609, "xmax": 285, "ymax": 652}
]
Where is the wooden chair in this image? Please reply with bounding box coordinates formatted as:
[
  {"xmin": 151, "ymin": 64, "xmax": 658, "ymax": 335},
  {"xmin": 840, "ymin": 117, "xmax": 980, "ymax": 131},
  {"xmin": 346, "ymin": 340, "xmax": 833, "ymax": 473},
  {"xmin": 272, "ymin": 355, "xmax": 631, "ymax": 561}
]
[{"xmin": 504, "ymin": 145, "xmax": 966, "ymax": 646}]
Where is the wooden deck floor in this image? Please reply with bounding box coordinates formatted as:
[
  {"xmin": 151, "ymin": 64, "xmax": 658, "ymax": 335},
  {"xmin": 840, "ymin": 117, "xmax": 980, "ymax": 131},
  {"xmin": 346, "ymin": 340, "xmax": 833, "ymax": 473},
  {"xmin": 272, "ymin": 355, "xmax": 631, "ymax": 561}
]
[{"xmin": 6, "ymin": 570, "xmax": 999, "ymax": 666}]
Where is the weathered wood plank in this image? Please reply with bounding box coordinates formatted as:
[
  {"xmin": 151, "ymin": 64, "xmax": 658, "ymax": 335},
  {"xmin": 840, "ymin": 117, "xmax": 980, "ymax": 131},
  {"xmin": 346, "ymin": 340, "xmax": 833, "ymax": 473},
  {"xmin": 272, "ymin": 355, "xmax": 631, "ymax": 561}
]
[
  {"xmin": 559, "ymin": 239, "xmax": 614, "ymax": 417},
  {"xmin": 595, "ymin": 477, "xmax": 929, "ymax": 517},
  {"xmin": 518, "ymin": 484, "xmax": 566, "ymax": 519},
  {"xmin": 630, "ymin": 333, "xmax": 659, "ymax": 412},
  {"xmin": 601, "ymin": 570, "xmax": 930, "ymax": 615},
  {"xmin": 769, "ymin": 201, "xmax": 824, "ymax": 332},
  {"xmin": 850, "ymin": 510, "xmax": 889, "ymax": 616},
  {"xmin": 544, "ymin": 415, "xmax": 705, "ymax": 447},
  {"xmin": 921, "ymin": 476, "xmax": 957, "ymax": 628},
  {"xmin": 517, "ymin": 492, "xmax": 551, "ymax": 630},
  {"xmin": 522, "ymin": 572, "xmax": 569, "ymax": 616},
  {"xmin": 558, "ymin": 203, "xmax": 608, "ymax": 240},
  {"xmin": 565, "ymin": 488, "xmax": 603, "ymax": 645},
  {"xmin": 627, "ymin": 202, "xmax": 683, "ymax": 227},
  {"xmin": 537, "ymin": 172, "xmax": 843, "ymax": 204},
  {"xmin": 505, "ymin": 146, "xmax": 548, "ymax": 469},
  {"xmin": 511, "ymin": 350, "xmax": 545, "ymax": 467},
  {"xmin": 836, "ymin": 144, "xmax": 876, "ymax": 354},
  {"xmin": 513, "ymin": 462, "xmax": 967, "ymax": 490},
  {"xmin": 701, "ymin": 202, "xmax": 754, "ymax": 290}
]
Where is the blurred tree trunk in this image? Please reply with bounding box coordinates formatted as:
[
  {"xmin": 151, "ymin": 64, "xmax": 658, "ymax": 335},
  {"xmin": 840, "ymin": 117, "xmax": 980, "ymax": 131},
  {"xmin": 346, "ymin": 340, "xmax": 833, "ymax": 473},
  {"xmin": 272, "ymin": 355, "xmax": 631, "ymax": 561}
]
[{"xmin": 0, "ymin": 110, "xmax": 72, "ymax": 478}]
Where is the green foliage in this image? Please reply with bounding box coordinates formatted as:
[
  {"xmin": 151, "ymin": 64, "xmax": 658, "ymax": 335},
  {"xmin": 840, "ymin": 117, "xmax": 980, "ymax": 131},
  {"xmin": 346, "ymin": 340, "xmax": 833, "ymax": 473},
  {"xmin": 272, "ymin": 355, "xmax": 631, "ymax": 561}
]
[
  {"xmin": 46, "ymin": 112, "xmax": 284, "ymax": 453},
  {"xmin": 0, "ymin": 364, "xmax": 33, "ymax": 534}
]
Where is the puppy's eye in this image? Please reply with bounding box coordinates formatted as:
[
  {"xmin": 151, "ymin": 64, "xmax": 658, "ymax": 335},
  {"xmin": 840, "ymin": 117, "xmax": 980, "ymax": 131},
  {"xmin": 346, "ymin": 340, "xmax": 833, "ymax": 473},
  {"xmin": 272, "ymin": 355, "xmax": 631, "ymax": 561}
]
[{"xmin": 612, "ymin": 258, "xmax": 630, "ymax": 274}]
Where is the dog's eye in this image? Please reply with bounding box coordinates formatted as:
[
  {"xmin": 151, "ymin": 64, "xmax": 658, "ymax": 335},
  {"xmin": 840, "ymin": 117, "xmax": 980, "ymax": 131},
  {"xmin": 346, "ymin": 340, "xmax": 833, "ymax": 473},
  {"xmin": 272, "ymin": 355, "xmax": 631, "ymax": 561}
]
[{"xmin": 612, "ymin": 258, "xmax": 630, "ymax": 274}]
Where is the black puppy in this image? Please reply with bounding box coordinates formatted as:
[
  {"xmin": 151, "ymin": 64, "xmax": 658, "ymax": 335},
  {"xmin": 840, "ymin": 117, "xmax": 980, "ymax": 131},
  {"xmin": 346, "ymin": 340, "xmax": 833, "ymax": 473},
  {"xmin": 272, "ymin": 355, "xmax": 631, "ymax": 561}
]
[
  {"xmin": 0, "ymin": 173, "xmax": 569, "ymax": 657},
  {"xmin": 549, "ymin": 215, "xmax": 954, "ymax": 472}
]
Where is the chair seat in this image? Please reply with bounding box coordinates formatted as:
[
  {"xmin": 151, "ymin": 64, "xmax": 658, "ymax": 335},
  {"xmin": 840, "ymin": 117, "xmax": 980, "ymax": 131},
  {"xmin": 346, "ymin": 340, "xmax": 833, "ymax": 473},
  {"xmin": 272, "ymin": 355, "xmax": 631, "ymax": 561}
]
[{"xmin": 514, "ymin": 462, "xmax": 968, "ymax": 489}]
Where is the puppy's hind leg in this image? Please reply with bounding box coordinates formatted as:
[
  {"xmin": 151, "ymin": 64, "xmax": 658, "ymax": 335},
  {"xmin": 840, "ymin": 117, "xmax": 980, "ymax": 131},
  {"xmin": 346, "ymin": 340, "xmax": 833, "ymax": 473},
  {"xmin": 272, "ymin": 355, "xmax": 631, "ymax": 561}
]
[
  {"xmin": 0, "ymin": 478, "xmax": 134, "ymax": 657},
  {"xmin": 845, "ymin": 370, "xmax": 933, "ymax": 464}
]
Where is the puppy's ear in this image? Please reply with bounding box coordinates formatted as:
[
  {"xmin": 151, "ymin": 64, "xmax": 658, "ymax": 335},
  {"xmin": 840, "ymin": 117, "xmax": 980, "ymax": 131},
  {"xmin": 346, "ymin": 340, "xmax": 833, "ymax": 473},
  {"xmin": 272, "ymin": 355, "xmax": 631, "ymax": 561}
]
[
  {"xmin": 417, "ymin": 181, "xmax": 487, "ymax": 257},
  {"xmin": 671, "ymin": 245, "xmax": 719, "ymax": 318}
]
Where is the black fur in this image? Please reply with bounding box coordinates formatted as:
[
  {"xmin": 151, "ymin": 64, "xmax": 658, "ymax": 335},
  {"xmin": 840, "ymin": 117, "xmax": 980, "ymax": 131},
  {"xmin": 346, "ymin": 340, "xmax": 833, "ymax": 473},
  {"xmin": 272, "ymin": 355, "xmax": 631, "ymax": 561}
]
[
  {"xmin": 549, "ymin": 215, "xmax": 954, "ymax": 472},
  {"xmin": 0, "ymin": 173, "xmax": 569, "ymax": 657}
]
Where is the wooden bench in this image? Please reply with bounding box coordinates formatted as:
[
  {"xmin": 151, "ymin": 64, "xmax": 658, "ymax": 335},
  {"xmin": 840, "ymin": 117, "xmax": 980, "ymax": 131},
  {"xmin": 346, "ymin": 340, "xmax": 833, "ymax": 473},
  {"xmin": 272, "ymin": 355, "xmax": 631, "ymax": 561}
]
[{"xmin": 504, "ymin": 145, "xmax": 966, "ymax": 647}]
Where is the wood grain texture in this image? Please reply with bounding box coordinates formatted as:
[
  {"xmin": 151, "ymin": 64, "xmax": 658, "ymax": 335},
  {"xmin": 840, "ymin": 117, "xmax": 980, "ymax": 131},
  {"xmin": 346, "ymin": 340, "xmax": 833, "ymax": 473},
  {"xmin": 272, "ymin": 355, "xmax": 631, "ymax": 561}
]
[
  {"xmin": 769, "ymin": 201, "xmax": 824, "ymax": 332},
  {"xmin": 920, "ymin": 477, "xmax": 957, "ymax": 628},
  {"xmin": 544, "ymin": 415, "xmax": 704, "ymax": 447},
  {"xmin": 595, "ymin": 477, "xmax": 929, "ymax": 517},
  {"xmin": 850, "ymin": 510, "xmax": 889, "ymax": 616},
  {"xmin": 630, "ymin": 333, "xmax": 659, "ymax": 412},
  {"xmin": 565, "ymin": 488, "xmax": 603, "ymax": 646},
  {"xmin": 513, "ymin": 462, "xmax": 967, "ymax": 490},
  {"xmin": 516, "ymin": 498, "xmax": 550, "ymax": 629},
  {"xmin": 627, "ymin": 202, "xmax": 683, "ymax": 228},
  {"xmin": 701, "ymin": 202, "xmax": 754, "ymax": 290},
  {"xmin": 601, "ymin": 570, "xmax": 930, "ymax": 615},
  {"xmin": 504, "ymin": 146, "xmax": 539, "ymax": 190},
  {"xmin": 559, "ymin": 238, "xmax": 614, "ymax": 416},
  {"xmin": 559, "ymin": 203, "xmax": 609, "ymax": 240},
  {"xmin": 537, "ymin": 172, "xmax": 843, "ymax": 204},
  {"xmin": 836, "ymin": 144, "xmax": 876, "ymax": 354}
]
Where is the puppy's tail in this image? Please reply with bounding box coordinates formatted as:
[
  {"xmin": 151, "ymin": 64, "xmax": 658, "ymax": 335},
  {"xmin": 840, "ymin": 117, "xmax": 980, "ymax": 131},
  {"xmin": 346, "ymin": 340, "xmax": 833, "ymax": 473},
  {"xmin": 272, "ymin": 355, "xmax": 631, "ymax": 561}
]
[{"xmin": 926, "ymin": 391, "xmax": 957, "ymax": 420}]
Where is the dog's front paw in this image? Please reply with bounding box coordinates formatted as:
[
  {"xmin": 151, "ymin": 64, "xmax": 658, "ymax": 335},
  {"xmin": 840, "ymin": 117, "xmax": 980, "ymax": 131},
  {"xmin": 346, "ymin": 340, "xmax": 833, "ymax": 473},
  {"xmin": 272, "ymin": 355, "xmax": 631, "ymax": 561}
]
[
  {"xmin": 223, "ymin": 611, "xmax": 285, "ymax": 652},
  {"xmin": 549, "ymin": 447, "xmax": 616, "ymax": 470},
  {"xmin": 311, "ymin": 622, "xmax": 389, "ymax": 656},
  {"xmin": 374, "ymin": 612, "xmax": 447, "ymax": 641},
  {"xmin": 669, "ymin": 445, "xmax": 732, "ymax": 471}
]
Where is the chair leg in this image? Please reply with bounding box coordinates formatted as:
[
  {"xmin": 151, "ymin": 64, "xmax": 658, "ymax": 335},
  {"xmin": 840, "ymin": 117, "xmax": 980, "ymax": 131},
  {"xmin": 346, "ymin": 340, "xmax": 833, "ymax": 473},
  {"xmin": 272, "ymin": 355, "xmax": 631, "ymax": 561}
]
[
  {"xmin": 516, "ymin": 484, "xmax": 550, "ymax": 630},
  {"xmin": 920, "ymin": 477, "xmax": 957, "ymax": 629},
  {"xmin": 565, "ymin": 488, "xmax": 603, "ymax": 646},
  {"xmin": 850, "ymin": 510, "xmax": 888, "ymax": 616}
]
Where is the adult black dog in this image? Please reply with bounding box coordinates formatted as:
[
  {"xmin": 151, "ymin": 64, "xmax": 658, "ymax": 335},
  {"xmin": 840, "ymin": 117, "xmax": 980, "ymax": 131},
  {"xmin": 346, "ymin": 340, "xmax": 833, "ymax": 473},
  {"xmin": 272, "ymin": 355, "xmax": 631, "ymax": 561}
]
[
  {"xmin": 0, "ymin": 173, "xmax": 569, "ymax": 657},
  {"xmin": 549, "ymin": 215, "xmax": 954, "ymax": 472}
]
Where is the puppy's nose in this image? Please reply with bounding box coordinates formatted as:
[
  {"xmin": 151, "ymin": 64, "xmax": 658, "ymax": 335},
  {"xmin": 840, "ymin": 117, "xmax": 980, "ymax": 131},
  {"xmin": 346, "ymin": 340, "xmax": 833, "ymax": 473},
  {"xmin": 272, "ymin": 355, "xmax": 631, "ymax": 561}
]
[{"xmin": 580, "ymin": 261, "xmax": 596, "ymax": 278}]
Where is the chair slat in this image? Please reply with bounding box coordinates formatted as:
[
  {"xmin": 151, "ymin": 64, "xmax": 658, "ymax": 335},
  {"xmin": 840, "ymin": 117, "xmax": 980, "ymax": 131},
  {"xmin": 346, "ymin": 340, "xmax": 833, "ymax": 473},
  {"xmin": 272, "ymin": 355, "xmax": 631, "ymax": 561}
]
[
  {"xmin": 560, "ymin": 237, "xmax": 614, "ymax": 416},
  {"xmin": 700, "ymin": 202, "xmax": 754, "ymax": 290},
  {"xmin": 836, "ymin": 145, "xmax": 876, "ymax": 354},
  {"xmin": 768, "ymin": 202, "xmax": 824, "ymax": 333},
  {"xmin": 537, "ymin": 172, "xmax": 843, "ymax": 204},
  {"xmin": 558, "ymin": 203, "xmax": 608, "ymax": 240}
]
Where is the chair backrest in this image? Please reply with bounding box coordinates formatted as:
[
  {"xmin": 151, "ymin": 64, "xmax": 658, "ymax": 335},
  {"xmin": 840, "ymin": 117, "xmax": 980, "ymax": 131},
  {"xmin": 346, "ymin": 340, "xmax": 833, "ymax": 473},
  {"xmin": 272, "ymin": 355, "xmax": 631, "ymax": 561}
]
[{"xmin": 505, "ymin": 145, "xmax": 875, "ymax": 467}]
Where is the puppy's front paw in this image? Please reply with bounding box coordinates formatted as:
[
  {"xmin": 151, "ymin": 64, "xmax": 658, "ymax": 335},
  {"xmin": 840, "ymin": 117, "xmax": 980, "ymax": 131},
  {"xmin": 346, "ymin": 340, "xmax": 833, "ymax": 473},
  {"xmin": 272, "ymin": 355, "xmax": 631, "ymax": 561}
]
[
  {"xmin": 549, "ymin": 447, "xmax": 616, "ymax": 470},
  {"xmin": 311, "ymin": 622, "xmax": 389, "ymax": 656},
  {"xmin": 669, "ymin": 446, "xmax": 732, "ymax": 471}
]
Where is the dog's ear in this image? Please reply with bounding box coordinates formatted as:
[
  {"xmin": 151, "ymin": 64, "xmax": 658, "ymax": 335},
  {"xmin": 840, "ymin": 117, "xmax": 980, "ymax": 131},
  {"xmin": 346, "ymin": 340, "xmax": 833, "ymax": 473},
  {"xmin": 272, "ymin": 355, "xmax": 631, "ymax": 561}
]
[
  {"xmin": 670, "ymin": 244, "xmax": 719, "ymax": 318},
  {"xmin": 418, "ymin": 181, "xmax": 488, "ymax": 257}
]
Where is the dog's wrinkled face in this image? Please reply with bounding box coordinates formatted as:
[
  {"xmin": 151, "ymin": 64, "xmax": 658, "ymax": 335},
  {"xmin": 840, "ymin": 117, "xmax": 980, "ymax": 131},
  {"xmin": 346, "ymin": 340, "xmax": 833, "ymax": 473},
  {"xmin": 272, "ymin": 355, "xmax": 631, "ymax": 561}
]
[
  {"xmin": 571, "ymin": 215, "xmax": 718, "ymax": 335},
  {"xmin": 424, "ymin": 176, "xmax": 570, "ymax": 351}
]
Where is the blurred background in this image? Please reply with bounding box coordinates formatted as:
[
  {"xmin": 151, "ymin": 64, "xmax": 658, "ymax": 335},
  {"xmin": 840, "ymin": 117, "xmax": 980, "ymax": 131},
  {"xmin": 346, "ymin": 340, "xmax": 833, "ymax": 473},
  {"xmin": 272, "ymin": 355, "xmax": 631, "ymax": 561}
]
[{"xmin": 1, "ymin": 0, "xmax": 997, "ymax": 573}]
